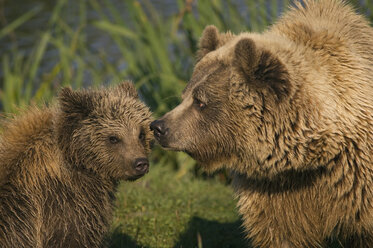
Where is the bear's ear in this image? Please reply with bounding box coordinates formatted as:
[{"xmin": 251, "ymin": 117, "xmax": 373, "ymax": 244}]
[
  {"xmin": 196, "ymin": 25, "xmax": 220, "ymax": 61},
  {"xmin": 233, "ymin": 38, "xmax": 291, "ymax": 101},
  {"xmin": 58, "ymin": 87, "xmax": 94, "ymax": 118},
  {"xmin": 116, "ymin": 81, "xmax": 138, "ymax": 98}
]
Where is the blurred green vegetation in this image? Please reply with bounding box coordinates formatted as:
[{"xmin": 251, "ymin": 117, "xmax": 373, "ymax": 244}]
[{"xmin": 1, "ymin": 0, "xmax": 372, "ymax": 247}]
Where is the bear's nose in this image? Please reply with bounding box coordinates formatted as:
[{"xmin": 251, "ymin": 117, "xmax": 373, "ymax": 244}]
[
  {"xmin": 134, "ymin": 158, "xmax": 149, "ymax": 174},
  {"xmin": 150, "ymin": 120, "xmax": 168, "ymax": 139}
]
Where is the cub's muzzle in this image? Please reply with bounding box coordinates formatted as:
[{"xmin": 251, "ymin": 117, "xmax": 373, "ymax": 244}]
[
  {"xmin": 134, "ymin": 157, "xmax": 149, "ymax": 175},
  {"xmin": 127, "ymin": 157, "xmax": 149, "ymax": 181}
]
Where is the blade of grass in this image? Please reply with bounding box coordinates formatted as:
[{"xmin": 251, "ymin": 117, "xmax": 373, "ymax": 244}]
[
  {"xmin": 25, "ymin": 32, "xmax": 51, "ymax": 100},
  {"xmin": 93, "ymin": 21, "xmax": 137, "ymax": 39}
]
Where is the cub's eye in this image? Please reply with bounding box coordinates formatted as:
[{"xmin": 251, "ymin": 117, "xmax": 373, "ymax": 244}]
[
  {"xmin": 193, "ymin": 98, "xmax": 206, "ymax": 110},
  {"xmin": 109, "ymin": 136, "xmax": 121, "ymax": 144},
  {"xmin": 139, "ymin": 130, "xmax": 146, "ymax": 142}
]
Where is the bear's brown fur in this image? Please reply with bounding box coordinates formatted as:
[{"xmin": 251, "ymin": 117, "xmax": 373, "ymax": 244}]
[
  {"xmin": 151, "ymin": 0, "xmax": 373, "ymax": 247},
  {"xmin": 0, "ymin": 82, "xmax": 153, "ymax": 247}
]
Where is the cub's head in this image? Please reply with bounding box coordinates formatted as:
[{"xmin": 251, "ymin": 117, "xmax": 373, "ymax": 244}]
[
  {"xmin": 56, "ymin": 82, "xmax": 153, "ymax": 181},
  {"xmin": 151, "ymin": 25, "xmax": 293, "ymax": 175}
]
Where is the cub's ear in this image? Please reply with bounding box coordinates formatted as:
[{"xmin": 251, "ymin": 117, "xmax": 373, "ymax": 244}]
[
  {"xmin": 116, "ymin": 81, "xmax": 138, "ymax": 98},
  {"xmin": 233, "ymin": 38, "xmax": 291, "ymax": 101},
  {"xmin": 58, "ymin": 87, "xmax": 94, "ymax": 118},
  {"xmin": 196, "ymin": 25, "xmax": 220, "ymax": 61}
]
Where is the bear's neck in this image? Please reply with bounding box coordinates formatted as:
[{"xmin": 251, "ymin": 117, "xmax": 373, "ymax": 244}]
[{"xmin": 232, "ymin": 165, "xmax": 327, "ymax": 194}]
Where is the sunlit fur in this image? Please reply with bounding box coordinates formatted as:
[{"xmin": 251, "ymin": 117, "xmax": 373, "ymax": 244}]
[
  {"xmin": 0, "ymin": 82, "xmax": 152, "ymax": 247},
  {"xmin": 155, "ymin": 0, "xmax": 373, "ymax": 247}
]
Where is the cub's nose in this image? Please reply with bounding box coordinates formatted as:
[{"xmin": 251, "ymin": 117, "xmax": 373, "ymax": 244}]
[
  {"xmin": 134, "ymin": 158, "xmax": 149, "ymax": 174},
  {"xmin": 150, "ymin": 120, "xmax": 168, "ymax": 139}
]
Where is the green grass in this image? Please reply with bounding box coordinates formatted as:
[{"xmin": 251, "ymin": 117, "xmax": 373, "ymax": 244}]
[
  {"xmin": 1, "ymin": 0, "xmax": 373, "ymax": 247},
  {"xmin": 109, "ymin": 164, "xmax": 247, "ymax": 248}
]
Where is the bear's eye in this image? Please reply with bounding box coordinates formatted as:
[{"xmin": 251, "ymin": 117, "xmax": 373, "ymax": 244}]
[
  {"xmin": 193, "ymin": 98, "xmax": 206, "ymax": 110},
  {"xmin": 139, "ymin": 129, "xmax": 146, "ymax": 142},
  {"xmin": 109, "ymin": 136, "xmax": 121, "ymax": 144}
]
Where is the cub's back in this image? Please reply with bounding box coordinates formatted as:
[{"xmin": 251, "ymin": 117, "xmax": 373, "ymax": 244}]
[{"xmin": 0, "ymin": 107, "xmax": 61, "ymax": 186}]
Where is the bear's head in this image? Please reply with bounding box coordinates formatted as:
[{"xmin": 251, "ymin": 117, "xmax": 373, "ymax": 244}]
[
  {"xmin": 55, "ymin": 82, "xmax": 153, "ymax": 181},
  {"xmin": 151, "ymin": 25, "xmax": 304, "ymax": 176}
]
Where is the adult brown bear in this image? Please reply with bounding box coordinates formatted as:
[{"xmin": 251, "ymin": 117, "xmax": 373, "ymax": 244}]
[
  {"xmin": 0, "ymin": 82, "xmax": 153, "ymax": 247},
  {"xmin": 151, "ymin": 0, "xmax": 373, "ymax": 247}
]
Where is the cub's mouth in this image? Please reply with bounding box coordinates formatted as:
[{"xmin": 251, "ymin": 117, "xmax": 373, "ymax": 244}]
[
  {"xmin": 124, "ymin": 158, "xmax": 149, "ymax": 181},
  {"xmin": 126, "ymin": 174, "xmax": 145, "ymax": 181}
]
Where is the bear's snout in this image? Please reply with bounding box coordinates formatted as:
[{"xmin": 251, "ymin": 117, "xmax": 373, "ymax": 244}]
[{"xmin": 150, "ymin": 119, "xmax": 169, "ymax": 144}]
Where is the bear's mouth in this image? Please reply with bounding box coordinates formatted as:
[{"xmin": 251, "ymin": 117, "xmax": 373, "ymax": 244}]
[
  {"xmin": 154, "ymin": 135, "xmax": 174, "ymax": 150},
  {"xmin": 185, "ymin": 149, "xmax": 226, "ymax": 165},
  {"xmin": 153, "ymin": 135, "xmax": 180, "ymax": 151}
]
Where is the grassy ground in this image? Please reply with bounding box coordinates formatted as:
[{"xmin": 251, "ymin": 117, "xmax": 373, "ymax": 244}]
[{"xmin": 108, "ymin": 163, "xmax": 248, "ymax": 248}]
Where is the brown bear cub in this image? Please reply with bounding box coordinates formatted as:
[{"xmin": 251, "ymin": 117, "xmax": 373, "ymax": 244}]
[
  {"xmin": 151, "ymin": 0, "xmax": 373, "ymax": 247},
  {"xmin": 0, "ymin": 82, "xmax": 152, "ymax": 247}
]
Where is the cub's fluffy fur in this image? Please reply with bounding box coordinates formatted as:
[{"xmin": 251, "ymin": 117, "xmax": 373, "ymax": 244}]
[{"xmin": 0, "ymin": 82, "xmax": 152, "ymax": 247}]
